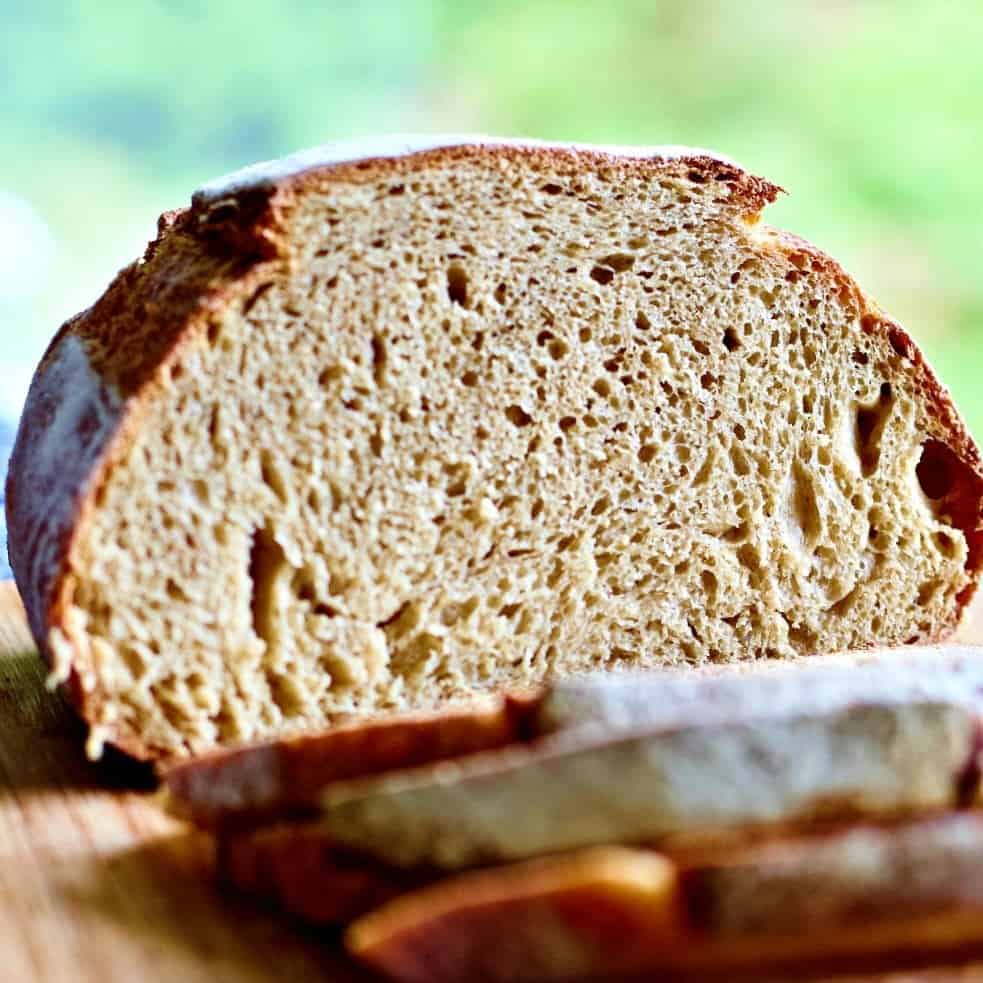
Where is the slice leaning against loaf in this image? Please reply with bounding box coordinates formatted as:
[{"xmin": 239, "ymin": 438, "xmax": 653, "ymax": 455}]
[{"xmin": 7, "ymin": 136, "xmax": 983, "ymax": 759}]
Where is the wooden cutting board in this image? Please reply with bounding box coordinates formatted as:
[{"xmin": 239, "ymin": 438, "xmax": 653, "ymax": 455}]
[
  {"xmin": 4, "ymin": 577, "xmax": 983, "ymax": 983},
  {"xmin": 0, "ymin": 580, "xmax": 372, "ymax": 983}
]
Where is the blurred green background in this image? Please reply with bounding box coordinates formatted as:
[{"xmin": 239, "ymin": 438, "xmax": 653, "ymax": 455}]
[{"xmin": 2, "ymin": 0, "xmax": 981, "ymax": 430}]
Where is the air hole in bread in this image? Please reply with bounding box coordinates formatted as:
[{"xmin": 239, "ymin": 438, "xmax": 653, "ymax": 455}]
[
  {"xmin": 602, "ymin": 252, "xmax": 636, "ymax": 273},
  {"xmin": 247, "ymin": 525, "xmax": 287, "ymax": 653},
  {"xmin": 505, "ymin": 404, "xmax": 533, "ymax": 427},
  {"xmin": 259, "ymin": 451, "xmax": 289, "ymax": 505},
  {"xmin": 318, "ymin": 364, "xmax": 343, "ymax": 388},
  {"xmin": 242, "ymin": 282, "xmax": 274, "ymax": 317},
  {"xmin": 371, "ymin": 335, "xmax": 387, "ymax": 387},
  {"xmin": 918, "ymin": 440, "xmax": 964, "ymax": 501},
  {"xmin": 915, "ymin": 441, "xmax": 983, "ymax": 604},
  {"xmin": 25, "ymin": 146, "xmax": 983, "ymax": 758},
  {"xmin": 785, "ymin": 459, "xmax": 823, "ymax": 555},
  {"xmin": 446, "ymin": 264, "xmax": 469, "ymax": 307},
  {"xmin": 548, "ymin": 338, "xmax": 569, "ymax": 360},
  {"xmin": 917, "ymin": 579, "xmax": 945, "ymax": 606},
  {"xmin": 369, "ymin": 428, "xmax": 384, "ymax": 457},
  {"xmin": 855, "ymin": 383, "xmax": 894, "ymax": 477}
]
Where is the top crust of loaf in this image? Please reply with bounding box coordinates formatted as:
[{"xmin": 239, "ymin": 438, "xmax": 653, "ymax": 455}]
[
  {"xmin": 192, "ymin": 135, "xmax": 756, "ymax": 204},
  {"xmin": 6, "ymin": 138, "xmax": 983, "ymax": 759}
]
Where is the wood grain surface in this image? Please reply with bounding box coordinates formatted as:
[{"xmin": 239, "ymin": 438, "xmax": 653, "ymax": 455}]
[
  {"xmin": 4, "ymin": 576, "xmax": 983, "ymax": 983},
  {"xmin": 0, "ymin": 581, "xmax": 372, "ymax": 983}
]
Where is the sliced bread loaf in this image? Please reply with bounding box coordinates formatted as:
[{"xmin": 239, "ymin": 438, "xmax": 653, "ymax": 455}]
[{"xmin": 7, "ymin": 138, "xmax": 983, "ymax": 758}]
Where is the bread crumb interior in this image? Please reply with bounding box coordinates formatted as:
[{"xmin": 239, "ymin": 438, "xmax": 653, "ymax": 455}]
[{"xmin": 70, "ymin": 155, "xmax": 974, "ymax": 755}]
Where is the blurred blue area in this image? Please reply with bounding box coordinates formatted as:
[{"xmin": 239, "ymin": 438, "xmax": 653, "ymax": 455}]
[{"xmin": 0, "ymin": 418, "xmax": 12, "ymax": 580}]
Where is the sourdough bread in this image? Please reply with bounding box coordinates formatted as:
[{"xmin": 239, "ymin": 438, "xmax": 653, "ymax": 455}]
[{"xmin": 7, "ymin": 138, "xmax": 983, "ymax": 758}]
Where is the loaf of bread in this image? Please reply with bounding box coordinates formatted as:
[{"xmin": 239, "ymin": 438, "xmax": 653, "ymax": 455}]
[{"xmin": 7, "ymin": 137, "xmax": 983, "ymax": 759}]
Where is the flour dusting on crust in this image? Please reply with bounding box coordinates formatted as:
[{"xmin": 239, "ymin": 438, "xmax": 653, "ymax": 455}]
[
  {"xmin": 6, "ymin": 334, "xmax": 123, "ymax": 646},
  {"xmin": 193, "ymin": 135, "xmax": 739, "ymax": 204}
]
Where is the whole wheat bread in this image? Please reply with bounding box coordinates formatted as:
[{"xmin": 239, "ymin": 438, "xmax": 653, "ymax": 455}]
[{"xmin": 7, "ymin": 137, "xmax": 983, "ymax": 759}]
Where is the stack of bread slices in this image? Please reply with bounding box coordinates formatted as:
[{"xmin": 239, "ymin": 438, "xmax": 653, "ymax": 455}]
[
  {"xmin": 7, "ymin": 139, "xmax": 983, "ymax": 979},
  {"xmin": 162, "ymin": 648, "xmax": 983, "ymax": 980}
]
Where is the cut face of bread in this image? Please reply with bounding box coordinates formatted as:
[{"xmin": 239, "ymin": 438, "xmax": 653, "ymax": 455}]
[{"xmin": 7, "ymin": 138, "xmax": 983, "ymax": 758}]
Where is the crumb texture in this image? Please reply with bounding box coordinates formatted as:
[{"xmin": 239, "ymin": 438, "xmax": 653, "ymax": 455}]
[{"xmin": 52, "ymin": 149, "xmax": 980, "ymax": 756}]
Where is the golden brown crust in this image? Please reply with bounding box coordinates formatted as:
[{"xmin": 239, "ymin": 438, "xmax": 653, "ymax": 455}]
[
  {"xmin": 345, "ymin": 846, "xmax": 682, "ymax": 982},
  {"xmin": 5, "ymin": 139, "xmax": 980, "ymax": 759}
]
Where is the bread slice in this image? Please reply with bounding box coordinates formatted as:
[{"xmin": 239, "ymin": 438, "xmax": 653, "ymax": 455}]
[
  {"xmin": 315, "ymin": 701, "xmax": 977, "ymax": 870},
  {"xmin": 349, "ymin": 845, "xmax": 680, "ymax": 982},
  {"xmin": 162, "ymin": 693, "xmax": 536, "ymax": 828},
  {"xmin": 165, "ymin": 646, "xmax": 983, "ymax": 834},
  {"xmin": 346, "ymin": 814, "xmax": 983, "ymax": 982},
  {"xmin": 7, "ymin": 137, "xmax": 983, "ymax": 759}
]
